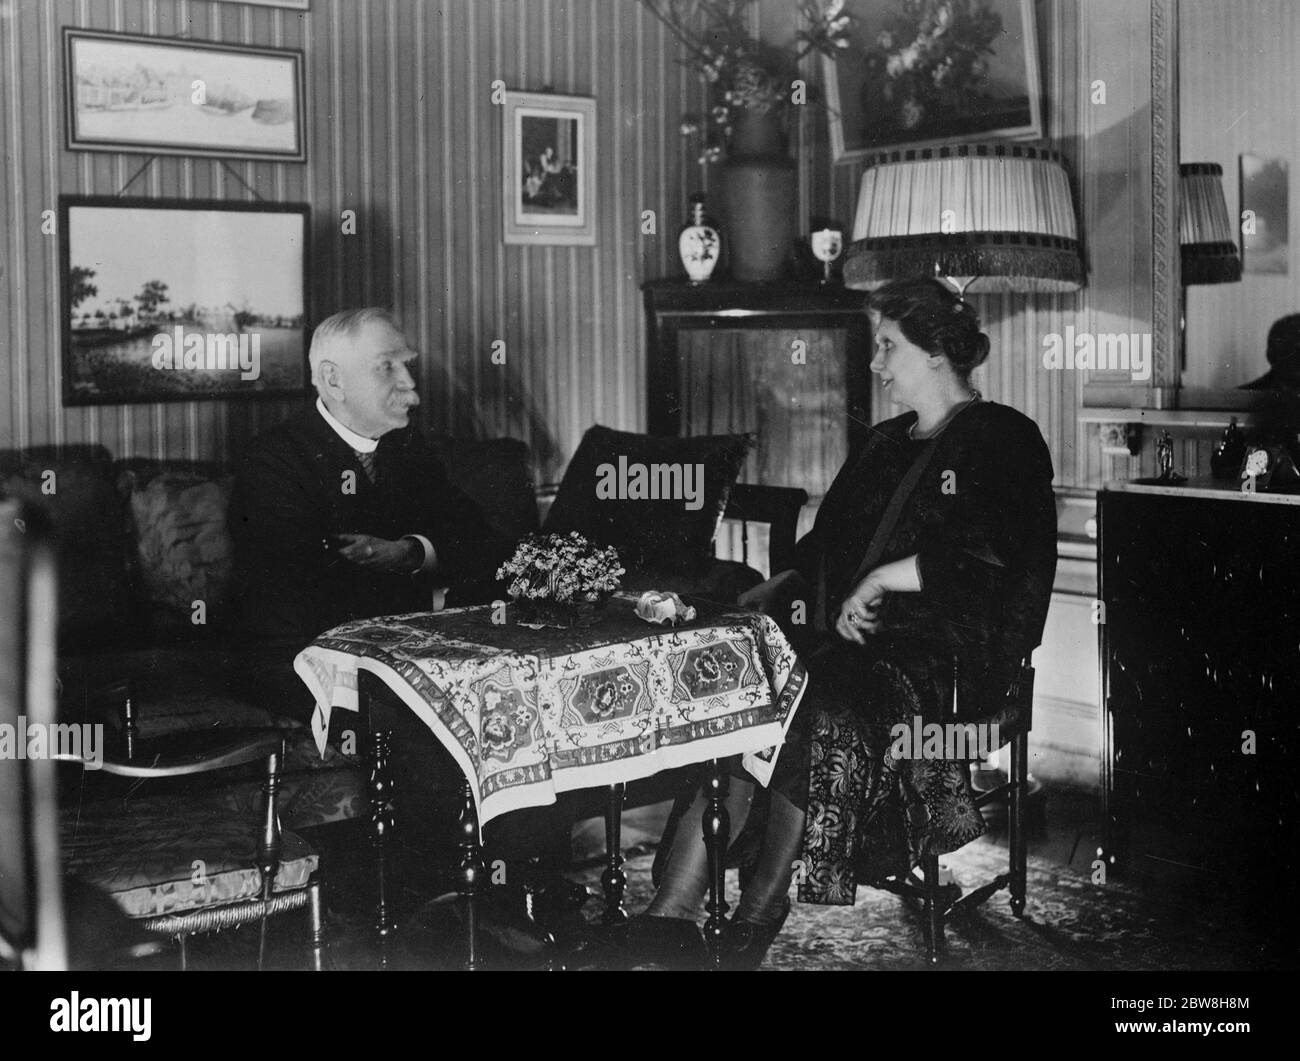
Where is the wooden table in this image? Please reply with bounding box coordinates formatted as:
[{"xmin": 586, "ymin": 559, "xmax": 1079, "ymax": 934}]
[{"xmin": 295, "ymin": 592, "xmax": 807, "ymax": 967}]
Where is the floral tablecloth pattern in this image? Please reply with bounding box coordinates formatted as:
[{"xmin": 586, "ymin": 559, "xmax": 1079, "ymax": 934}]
[{"xmin": 294, "ymin": 593, "xmax": 807, "ymax": 824}]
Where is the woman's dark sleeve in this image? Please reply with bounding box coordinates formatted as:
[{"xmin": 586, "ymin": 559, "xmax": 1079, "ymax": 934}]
[{"xmin": 914, "ymin": 414, "xmax": 1056, "ymax": 612}]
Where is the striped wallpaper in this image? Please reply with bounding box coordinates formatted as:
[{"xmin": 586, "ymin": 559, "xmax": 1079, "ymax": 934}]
[
  {"xmin": 0, "ymin": 0, "xmax": 707, "ymax": 486},
  {"xmin": 1, "ymin": 0, "xmax": 1176, "ymax": 491}
]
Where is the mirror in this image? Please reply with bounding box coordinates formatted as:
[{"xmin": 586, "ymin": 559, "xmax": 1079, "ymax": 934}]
[{"xmin": 1176, "ymin": 0, "xmax": 1298, "ymax": 407}]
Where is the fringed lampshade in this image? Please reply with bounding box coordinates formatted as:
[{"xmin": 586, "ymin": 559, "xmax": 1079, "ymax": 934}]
[
  {"xmin": 842, "ymin": 141, "xmax": 1084, "ymax": 294},
  {"xmin": 1179, "ymin": 163, "xmax": 1242, "ymax": 284}
]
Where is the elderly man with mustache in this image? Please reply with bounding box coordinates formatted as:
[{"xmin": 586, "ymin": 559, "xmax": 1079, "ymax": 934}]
[
  {"xmin": 229, "ymin": 309, "xmax": 586, "ymax": 946},
  {"xmin": 231, "ymin": 307, "xmax": 502, "ymax": 648}
]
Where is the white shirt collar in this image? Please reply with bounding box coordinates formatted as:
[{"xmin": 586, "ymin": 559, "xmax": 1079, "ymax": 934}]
[{"xmin": 316, "ymin": 397, "xmax": 379, "ymax": 453}]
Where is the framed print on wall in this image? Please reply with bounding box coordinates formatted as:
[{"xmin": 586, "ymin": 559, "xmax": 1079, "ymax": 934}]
[
  {"xmin": 823, "ymin": 0, "xmax": 1042, "ymax": 164},
  {"xmin": 64, "ymin": 28, "xmax": 306, "ymax": 162},
  {"xmin": 59, "ymin": 196, "xmax": 310, "ymax": 406},
  {"xmin": 502, "ymin": 91, "xmax": 596, "ymax": 246}
]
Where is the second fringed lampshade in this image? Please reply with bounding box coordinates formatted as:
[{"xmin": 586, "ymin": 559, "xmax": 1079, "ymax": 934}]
[
  {"xmin": 1179, "ymin": 163, "xmax": 1242, "ymax": 284},
  {"xmin": 843, "ymin": 141, "xmax": 1084, "ymax": 294}
]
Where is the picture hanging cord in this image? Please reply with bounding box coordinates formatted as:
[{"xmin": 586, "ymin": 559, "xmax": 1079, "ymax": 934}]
[
  {"xmin": 113, "ymin": 157, "xmax": 266, "ymax": 202},
  {"xmin": 116, "ymin": 156, "xmax": 157, "ymax": 197},
  {"xmin": 219, "ymin": 161, "xmax": 267, "ymax": 202}
]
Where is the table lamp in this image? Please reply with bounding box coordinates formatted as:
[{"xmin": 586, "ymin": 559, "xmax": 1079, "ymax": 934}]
[
  {"xmin": 1178, "ymin": 162, "xmax": 1242, "ymax": 371},
  {"xmin": 842, "ymin": 140, "xmax": 1085, "ymax": 297},
  {"xmin": 1179, "ymin": 162, "xmax": 1242, "ymax": 285}
]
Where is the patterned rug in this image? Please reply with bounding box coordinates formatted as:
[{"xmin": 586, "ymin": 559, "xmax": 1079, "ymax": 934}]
[
  {"xmin": 569, "ymin": 838, "xmax": 1280, "ymax": 971},
  {"xmin": 149, "ymin": 828, "xmax": 1287, "ymax": 971}
]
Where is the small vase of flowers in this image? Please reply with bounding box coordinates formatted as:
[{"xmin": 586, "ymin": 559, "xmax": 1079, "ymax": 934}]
[{"xmin": 497, "ymin": 532, "xmax": 625, "ymax": 629}]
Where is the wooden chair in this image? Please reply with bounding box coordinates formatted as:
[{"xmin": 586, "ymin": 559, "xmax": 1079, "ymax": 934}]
[
  {"xmin": 56, "ymin": 692, "xmax": 325, "ymax": 970},
  {"xmin": 870, "ymin": 655, "xmax": 1036, "ymax": 964}
]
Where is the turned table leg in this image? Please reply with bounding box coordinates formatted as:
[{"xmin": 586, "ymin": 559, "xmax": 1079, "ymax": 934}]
[
  {"xmin": 364, "ymin": 677, "xmax": 397, "ymax": 948},
  {"xmin": 702, "ymin": 760, "xmax": 730, "ymax": 965},
  {"xmin": 1009, "ymin": 733, "xmax": 1029, "ymax": 918},
  {"xmin": 601, "ymin": 783, "xmax": 628, "ymax": 924},
  {"xmin": 457, "ymin": 778, "xmax": 485, "ymax": 970}
]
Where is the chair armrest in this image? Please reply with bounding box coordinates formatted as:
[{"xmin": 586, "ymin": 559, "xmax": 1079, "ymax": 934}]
[
  {"xmin": 723, "ymin": 484, "xmax": 809, "ymax": 575},
  {"xmin": 55, "ymin": 732, "xmax": 283, "ymax": 778}
]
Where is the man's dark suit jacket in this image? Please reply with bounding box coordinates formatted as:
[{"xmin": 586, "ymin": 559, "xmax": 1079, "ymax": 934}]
[{"xmin": 229, "ymin": 406, "xmax": 509, "ymax": 651}]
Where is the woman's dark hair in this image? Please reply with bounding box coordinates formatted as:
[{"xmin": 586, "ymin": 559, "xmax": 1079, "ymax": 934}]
[{"xmin": 868, "ymin": 277, "xmax": 991, "ymax": 380}]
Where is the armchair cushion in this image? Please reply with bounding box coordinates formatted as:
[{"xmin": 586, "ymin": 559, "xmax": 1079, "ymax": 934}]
[
  {"xmin": 118, "ymin": 459, "xmax": 236, "ymax": 640},
  {"xmin": 428, "ymin": 435, "xmax": 540, "ymax": 547},
  {"xmin": 61, "ymin": 799, "xmax": 317, "ymax": 919},
  {"xmin": 544, "ymin": 426, "xmax": 754, "ymax": 574}
]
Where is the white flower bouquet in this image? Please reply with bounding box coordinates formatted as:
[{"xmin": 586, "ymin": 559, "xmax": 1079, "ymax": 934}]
[{"xmin": 497, "ymin": 532, "xmax": 625, "ymax": 628}]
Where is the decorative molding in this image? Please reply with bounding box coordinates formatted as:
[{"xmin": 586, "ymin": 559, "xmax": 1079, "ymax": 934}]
[{"xmin": 1151, "ymin": 0, "xmax": 1180, "ymax": 390}]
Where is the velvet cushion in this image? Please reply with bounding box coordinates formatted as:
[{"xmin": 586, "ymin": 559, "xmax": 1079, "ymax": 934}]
[
  {"xmin": 0, "ymin": 445, "xmax": 130, "ymax": 643},
  {"xmin": 428, "ymin": 435, "xmax": 540, "ymax": 547},
  {"xmin": 118, "ymin": 460, "xmax": 236, "ymax": 638},
  {"xmin": 543, "ymin": 426, "xmax": 754, "ymax": 573},
  {"xmin": 61, "ymin": 800, "xmax": 317, "ymax": 919}
]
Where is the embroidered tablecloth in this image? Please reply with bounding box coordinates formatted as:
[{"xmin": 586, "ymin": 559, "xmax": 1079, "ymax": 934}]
[{"xmin": 294, "ymin": 593, "xmax": 808, "ymax": 824}]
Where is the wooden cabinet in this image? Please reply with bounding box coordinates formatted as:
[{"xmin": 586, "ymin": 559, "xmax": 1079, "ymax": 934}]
[
  {"xmin": 1099, "ymin": 482, "xmax": 1300, "ymax": 906},
  {"xmin": 642, "ymin": 280, "xmax": 871, "ymax": 508}
]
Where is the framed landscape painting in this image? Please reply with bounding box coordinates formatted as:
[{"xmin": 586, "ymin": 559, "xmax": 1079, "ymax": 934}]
[
  {"xmin": 64, "ymin": 28, "xmax": 305, "ymax": 162},
  {"xmin": 502, "ymin": 91, "xmax": 596, "ymax": 246},
  {"xmin": 59, "ymin": 197, "xmax": 310, "ymax": 406},
  {"xmin": 824, "ymin": 0, "xmax": 1042, "ymax": 163}
]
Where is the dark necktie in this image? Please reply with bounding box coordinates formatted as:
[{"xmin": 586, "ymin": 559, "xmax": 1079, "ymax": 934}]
[{"xmin": 354, "ymin": 449, "xmax": 377, "ymax": 484}]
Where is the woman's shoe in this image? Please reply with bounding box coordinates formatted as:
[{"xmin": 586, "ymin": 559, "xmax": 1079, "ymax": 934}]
[{"xmin": 718, "ymin": 899, "xmax": 790, "ymax": 971}]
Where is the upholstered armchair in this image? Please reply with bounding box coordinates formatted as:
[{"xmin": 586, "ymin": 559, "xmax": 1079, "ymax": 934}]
[{"xmin": 58, "ymin": 692, "xmax": 325, "ymax": 970}]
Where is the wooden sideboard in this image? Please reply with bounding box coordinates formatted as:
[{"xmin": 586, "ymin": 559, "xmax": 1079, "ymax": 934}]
[{"xmin": 1099, "ymin": 480, "xmax": 1300, "ymax": 918}]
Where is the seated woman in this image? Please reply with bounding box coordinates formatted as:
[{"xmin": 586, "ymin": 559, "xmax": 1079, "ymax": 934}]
[{"xmin": 635, "ymin": 277, "xmax": 1058, "ymax": 969}]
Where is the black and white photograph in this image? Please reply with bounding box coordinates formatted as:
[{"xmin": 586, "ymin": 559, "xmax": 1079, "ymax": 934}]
[
  {"xmin": 0, "ymin": 0, "xmax": 1294, "ymax": 1036},
  {"xmin": 60, "ymin": 197, "xmax": 309, "ymax": 404},
  {"xmin": 65, "ymin": 29, "xmax": 305, "ymax": 161}
]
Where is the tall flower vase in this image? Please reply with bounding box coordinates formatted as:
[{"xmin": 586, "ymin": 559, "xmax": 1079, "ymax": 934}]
[{"xmin": 719, "ymin": 109, "xmax": 797, "ymax": 283}]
